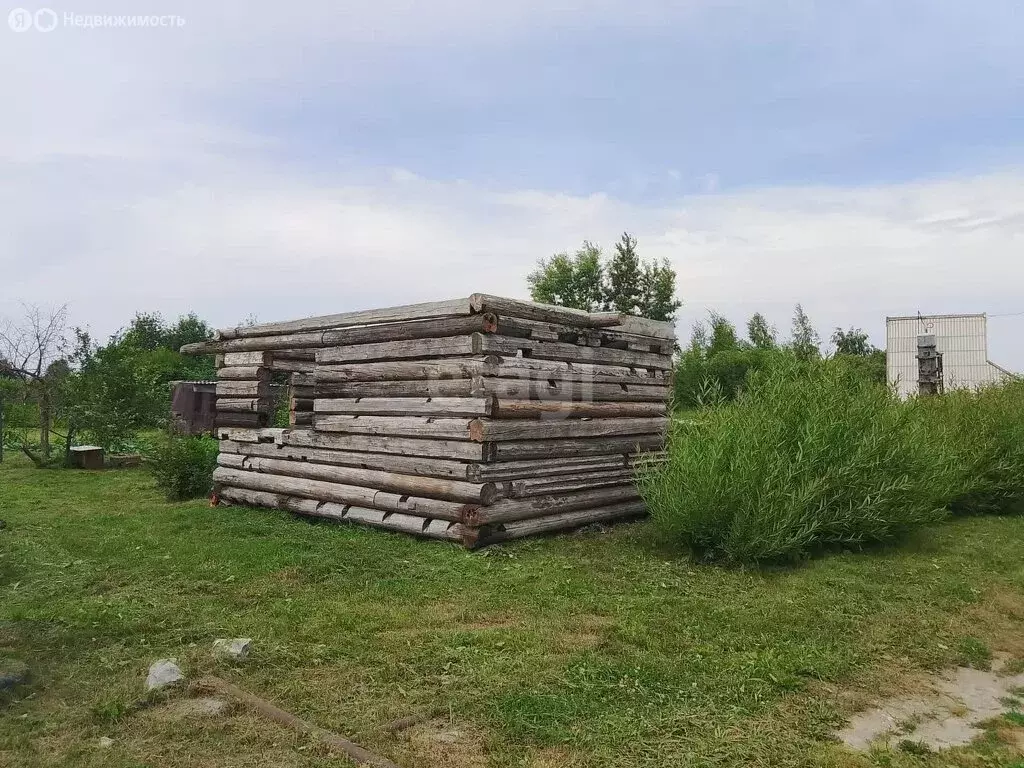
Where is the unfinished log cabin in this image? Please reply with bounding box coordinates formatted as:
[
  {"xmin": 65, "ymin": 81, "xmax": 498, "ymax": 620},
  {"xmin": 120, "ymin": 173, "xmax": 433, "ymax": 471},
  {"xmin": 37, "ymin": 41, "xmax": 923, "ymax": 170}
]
[{"xmin": 181, "ymin": 294, "xmax": 674, "ymax": 547}]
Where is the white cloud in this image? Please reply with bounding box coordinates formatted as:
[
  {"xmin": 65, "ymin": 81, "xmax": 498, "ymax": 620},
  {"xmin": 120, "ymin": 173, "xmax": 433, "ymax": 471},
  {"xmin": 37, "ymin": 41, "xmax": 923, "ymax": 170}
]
[{"xmin": 2, "ymin": 150, "xmax": 1022, "ymax": 368}]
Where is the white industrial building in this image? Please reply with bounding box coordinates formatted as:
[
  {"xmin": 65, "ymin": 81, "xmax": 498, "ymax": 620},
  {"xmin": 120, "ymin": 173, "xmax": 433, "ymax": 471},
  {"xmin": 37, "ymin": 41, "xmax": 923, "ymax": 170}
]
[{"xmin": 886, "ymin": 313, "xmax": 1014, "ymax": 399}]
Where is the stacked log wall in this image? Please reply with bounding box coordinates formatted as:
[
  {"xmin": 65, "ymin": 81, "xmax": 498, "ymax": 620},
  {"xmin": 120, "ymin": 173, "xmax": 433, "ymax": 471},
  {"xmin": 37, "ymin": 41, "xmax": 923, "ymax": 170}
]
[{"xmin": 184, "ymin": 294, "xmax": 675, "ymax": 547}]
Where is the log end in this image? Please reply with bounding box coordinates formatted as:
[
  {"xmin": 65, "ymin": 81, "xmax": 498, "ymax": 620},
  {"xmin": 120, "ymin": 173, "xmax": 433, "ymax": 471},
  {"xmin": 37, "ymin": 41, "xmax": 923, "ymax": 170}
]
[{"xmin": 468, "ymin": 419, "xmax": 485, "ymax": 442}]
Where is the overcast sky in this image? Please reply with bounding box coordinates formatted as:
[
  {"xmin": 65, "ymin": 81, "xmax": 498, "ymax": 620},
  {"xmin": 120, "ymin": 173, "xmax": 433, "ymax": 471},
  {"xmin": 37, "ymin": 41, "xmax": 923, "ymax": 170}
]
[{"xmin": 3, "ymin": 1, "xmax": 1023, "ymax": 367}]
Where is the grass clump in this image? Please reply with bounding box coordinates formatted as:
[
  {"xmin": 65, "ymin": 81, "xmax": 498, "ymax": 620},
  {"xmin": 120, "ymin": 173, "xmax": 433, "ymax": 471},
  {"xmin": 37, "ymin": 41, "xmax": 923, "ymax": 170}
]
[
  {"xmin": 640, "ymin": 356, "xmax": 951, "ymax": 563},
  {"xmin": 146, "ymin": 433, "xmax": 218, "ymax": 501}
]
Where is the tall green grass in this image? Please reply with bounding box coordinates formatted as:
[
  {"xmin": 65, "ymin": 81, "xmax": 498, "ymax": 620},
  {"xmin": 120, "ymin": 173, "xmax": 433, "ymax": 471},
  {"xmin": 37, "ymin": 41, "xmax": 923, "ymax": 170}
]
[
  {"xmin": 924, "ymin": 381, "xmax": 1024, "ymax": 516},
  {"xmin": 640, "ymin": 357, "xmax": 955, "ymax": 563}
]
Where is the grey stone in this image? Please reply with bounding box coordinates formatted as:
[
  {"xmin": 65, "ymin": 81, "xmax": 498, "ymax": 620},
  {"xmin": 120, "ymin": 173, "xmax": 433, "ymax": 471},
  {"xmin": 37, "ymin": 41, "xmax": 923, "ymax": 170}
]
[
  {"xmin": 0, "ymin": 660, "xmax": 29, "ymax": 690},
  {"xmin": 146, "ymin": 659, "xmax": 184, "ymax": 691},
  {"xmin": 212, "ymin": 638, "xmax": 252, "ymax": 661}
]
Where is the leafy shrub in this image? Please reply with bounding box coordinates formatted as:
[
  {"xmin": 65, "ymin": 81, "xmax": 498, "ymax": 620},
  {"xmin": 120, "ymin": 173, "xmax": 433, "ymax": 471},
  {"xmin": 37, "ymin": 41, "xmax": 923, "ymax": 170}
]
[
  {"xmin": 923, "ymin": 381, "xmax": 1024, "ymax": 515},
  {"xmin": 147, "ymin": 434, "xmax": 218, "ymax": 501},
  {"xmin": 641, "ymin": 357, "xmax": 952, "ymax": 563}
]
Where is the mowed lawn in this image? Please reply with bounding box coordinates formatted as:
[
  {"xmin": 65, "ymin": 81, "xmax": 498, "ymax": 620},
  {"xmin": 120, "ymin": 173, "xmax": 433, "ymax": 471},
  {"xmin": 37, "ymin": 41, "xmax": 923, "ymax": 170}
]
[{"xmin": 2, "ymin": 455, "xmax": 1024, "ymax": 768}]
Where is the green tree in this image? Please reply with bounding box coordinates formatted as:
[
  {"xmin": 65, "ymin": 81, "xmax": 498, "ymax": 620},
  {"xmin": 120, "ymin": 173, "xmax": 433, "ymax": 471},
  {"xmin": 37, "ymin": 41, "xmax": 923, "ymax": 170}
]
[
  {"xmin": 790, "ymin": 304, "xmax": 820, "ymax": 361},
  {"xmin": 638, "ymin": 259, "xmax": 682, "ymax": 322},
  {"xmin": 528, "ymin": 234, "xmax": 681, "ymax": 321},
  {"xmin": 604, "ymin": 232, "xmax": 642, "ymax": 314},
  {"xmin": 831, "ymin": 326, "xmax": 873, "ymax": 357},
  {"xmin": 747, "ymin": 313, "xmax": 777, "ymax": 349},
  {"xmin": 527, "ymin": 241, "xmax": 605, "ymax": 311},
  {"xmin": 707, "ymin": 312, "xmax": 740, "ymax": 357}
]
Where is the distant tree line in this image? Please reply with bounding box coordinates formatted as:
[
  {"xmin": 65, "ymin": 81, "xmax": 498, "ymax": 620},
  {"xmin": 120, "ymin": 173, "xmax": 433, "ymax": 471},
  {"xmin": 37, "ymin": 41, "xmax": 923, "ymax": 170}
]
[{"xmin": 1, "ymin": 306, "xmax": 215, "ymax": 465}]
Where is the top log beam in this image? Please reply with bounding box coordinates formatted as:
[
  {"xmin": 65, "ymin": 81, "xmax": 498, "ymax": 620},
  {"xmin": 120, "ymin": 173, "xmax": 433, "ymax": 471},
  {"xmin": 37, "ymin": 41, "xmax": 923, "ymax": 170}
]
[
  {"xmin": 469, "ymin": 294, "xmax": 621, "ymax": 328},
  {"xmin": 216, "ymin": 299, "xmax": 474, "ymax": 340}
]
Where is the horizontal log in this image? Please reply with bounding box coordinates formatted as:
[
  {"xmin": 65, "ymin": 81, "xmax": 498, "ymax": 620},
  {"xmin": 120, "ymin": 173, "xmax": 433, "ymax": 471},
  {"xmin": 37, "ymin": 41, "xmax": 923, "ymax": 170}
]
[
  {"xmin": 317, "ymin": 336, "xmax": 476, "ymax": 364},
  {"xmin": 478, "ymin": 377, "xmax": 669, "ymax": 402},
  {"xmin": 492, "ymin": 435, "xmax": 665, "ymax": 460},
  {"xmin": 291, "ymin": 373, "xmax": 316, "ymax": 387},
  {"xmin": 590, "ymin": 312, "xmax": 677, "ymax": 340},
  {"xmin": 282, "ymin": 429, "xmax": 489, "ymax": 461},
  {"xmin": 466, "ymin": 485, "xmax": 641, "ymax": 525},
  {"xmin": 313, "ymin": 415, "xmax": 474, "ymax": 439},
  {"xmin": 314, "ymin": 356, "xmax": 668, "ymax": 384},
  {"xmin": 217, "ymin": 397, "xmax": 269, "ymax": 413},
  {"xmin": 270, "ymin": 359, "xmax": 316, "ymax": 373},
  {"xmin": 314, "ymin": 379, "xmax": 480, "ymax": 399},
  {"xmin": 223, "ymin": 351, "xmax": 271, "ymax": 367},
  {"xmin": 275, "ymin": 351, "xmax": 316, "ymax": 361},
  {"xmin": 476, "ymin": 335, "xmax": 673, "ymax": 371},
  {"xmin": 290, "ymin": 411, "xmax": 313, "ymax": 427},
  {"xmin": 217, "ymin": 453, "xmax": 247, "ymax": 469},
  {"xmin": 469, "ymin": 416, "xmax": 668, "ymax": 442},
  {"xmin": 215, "ymin": 427, "xmax": 285, "ymax": 443},
  {"xmin": 491, "ymin": 400, "xmax": 667, "ymax": 419},
  {"xmin": 480, "ymin": 500, "xmax": 647, "ymax": 543},
  {"xmin": 220, "ymin": 440, "xmax": 471, "ymax": 480},
  {"xmin": 216, "ymin": 381, "xmax": 270, "ymax": 398},
  {"xmin": 466, "ymin": 455, "xmax": 628, "ymax": 482},
  {"xmin": 313, "ymin": 397, "xmax": 492, "ymax": 418},
  {"xmin": 510, "ymin": 469, "xmax": 637, "ymax": 497},
  {"xmin": 497, "ymin": 317, "xmax": 674, "ymax": 354},
  {"xmin": 215, "ymin": 413, "xmax": 267, "ymax": 428},
  {"xmin": 213, "ymin": 299, "xmax": 473, "ymax": 340},
  {"xmin": 216, "ymin": 487, "xmax": 464, "ymax": 542},
  {"xmin": 213, "ymin": 467, "xmax": 471, "ymax": 521},
  {"xmin": 218, "ymin": 366, "xmax": 271, "ymax": 381},
  {"xmin": 468, "ymin": 294, "xmax": 619, "ymax": 328},
  {"xmin": 182, "ymin": 314, "xmax": 498, "ymax": 355},
  {"xmin": 230, "ymin": 456, "xmax": 495, "ymax": 505}
]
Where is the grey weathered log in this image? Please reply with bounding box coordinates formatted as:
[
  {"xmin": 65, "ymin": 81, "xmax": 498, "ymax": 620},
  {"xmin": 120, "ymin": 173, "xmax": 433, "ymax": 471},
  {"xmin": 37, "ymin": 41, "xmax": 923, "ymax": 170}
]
[
  {"xmin": 475, "ymin": 335, "xmax": 672, "ymax": 370},
  {"xmin": 290, "ymin": 411, "xmax": 313, "ymax": 427},
  {"xmin": 317, "ymin": 336, "xmax": 477, "ymax": 364},
  {"xmin": 590, "ymin": 312, "xmax": 677, "ymax": 340},
  {"xmin": 469, "ymin": 416, "xmax": 668, "ymax": 442},
  {"xmin": 216, "ymin": 381, "xmax": 270, "ymax": 398},
  {"xmin": 216, "ymin": 397, "xmax": 269, "ymax": 413},
  {"xmin": 478, "ymin": 377, "xmax": 669, "ymax": 402},
  {"xmin": 282, "ymin": 429, "xmax": 488, "ymax": 460},
  {"xmin": 492, "ymin": 435, "xmax": 664, "ymax": 460},
  {"xmin": 313, "ymin": 397, "xmax": 493, "ymax": 418},
  {"xmin": 222, "ymin": 351, "xmax": 271, "ymax": 367},
  {"xmin": 214, "ymin": 299, "xmax": 472, "ymax": 340},
  {"xmin": 215, "ymin": 427, "xmax": 285, "ymax": 443},
  {"xmin": 222, "ymin": 440, "xmax": 472, "ymax": 480},
  {"xmin": 467, "ymin": 455, "xmax": 628, "ymax": 482},
  {"xmin": 510, "ymin": 469, "xmax": 637, "ymax": 497},
  {"xmin": 468, "ymin": 294, "xmax": 620, "ymax": 328},
  {"xmin": 466, "ymin": 485, "xmax": 641, "ymax": 525},
  {"xmin": 314, "ymin": 356, "xmax": 667, "ymax": 384},
  {"xmin": 218, "ymin": 487, "xmax": 465, "ymax": 542},
  {"xmin": 215, "ymin": 413, "xmax": 266, "ymax": 428},
  {"xmin": 213, "ymin": 467, "xmax": 471, "ymax": 521},
  {"xmin": 217, "ymin": 453, "xmax": 248, "ymax": 469},
  {"xmin": 491, "ymin": 400, "xmax": 667, "ymax": 419},
  {"xmin": 497, "ymin": 317, "xmax": 674, "ymax": 354},
  {"xmin": 270, "ymin": 359, "xmax": 316, "ymax": 373},
  {"xmin": 314, "ymin": 379, "xmax": 482, "ymax": 399},
  {"xmin": 313, "ymin": 415, "xmax": 475, "ymax": 439},
  {"xmin": 217, "ymin": 366, "xmax": 271, "ymax": 381},
  {"xmin": 232, "ymin": 456, "xmax": 495, "ymax": 504},
  {"xmin": 181, "ymin": 314, "xmax": 498, "ymax": 355},
  {"xmin": 480, "ymin": 500, "xmax": 648, "ymax": 543},
  {"xmin": 292, "ymin": 373, "xmax": 316, "ymax": 387}
]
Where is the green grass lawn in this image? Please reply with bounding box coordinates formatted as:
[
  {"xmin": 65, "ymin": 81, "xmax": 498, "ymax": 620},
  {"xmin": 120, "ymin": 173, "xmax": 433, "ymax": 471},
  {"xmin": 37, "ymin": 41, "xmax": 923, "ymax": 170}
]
[{"xmin": 2, "ymin": 454, "xmax": 1024, "ymax": 767}]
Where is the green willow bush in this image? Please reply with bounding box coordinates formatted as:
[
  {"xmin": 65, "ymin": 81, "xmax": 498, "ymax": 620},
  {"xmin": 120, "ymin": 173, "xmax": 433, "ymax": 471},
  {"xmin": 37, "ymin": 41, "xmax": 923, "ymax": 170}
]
[
  {"xmin": 924, "ymin": 381, "xmax": 1024, "ymax": 515},
  {"xmin": 641, "ymin": 357, "xmax": 954, "ymax": 563},
  {"xmin": 147, "ymin": 434, "xmax": 218, "ymax": 501}
]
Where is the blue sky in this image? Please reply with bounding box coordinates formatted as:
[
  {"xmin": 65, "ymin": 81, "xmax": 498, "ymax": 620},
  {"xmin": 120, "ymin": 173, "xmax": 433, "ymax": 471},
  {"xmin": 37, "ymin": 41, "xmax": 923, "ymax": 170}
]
[{"xmin": 2, "ymin": 0, "xmax": 1023, "ymax": 366}]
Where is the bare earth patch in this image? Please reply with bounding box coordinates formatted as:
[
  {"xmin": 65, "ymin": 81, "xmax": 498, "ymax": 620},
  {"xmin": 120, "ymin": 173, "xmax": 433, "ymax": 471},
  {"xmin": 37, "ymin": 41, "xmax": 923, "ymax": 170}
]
[{"xmin": 837, "ymin": 653, "xmax": 1024, "ymax": 751}]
